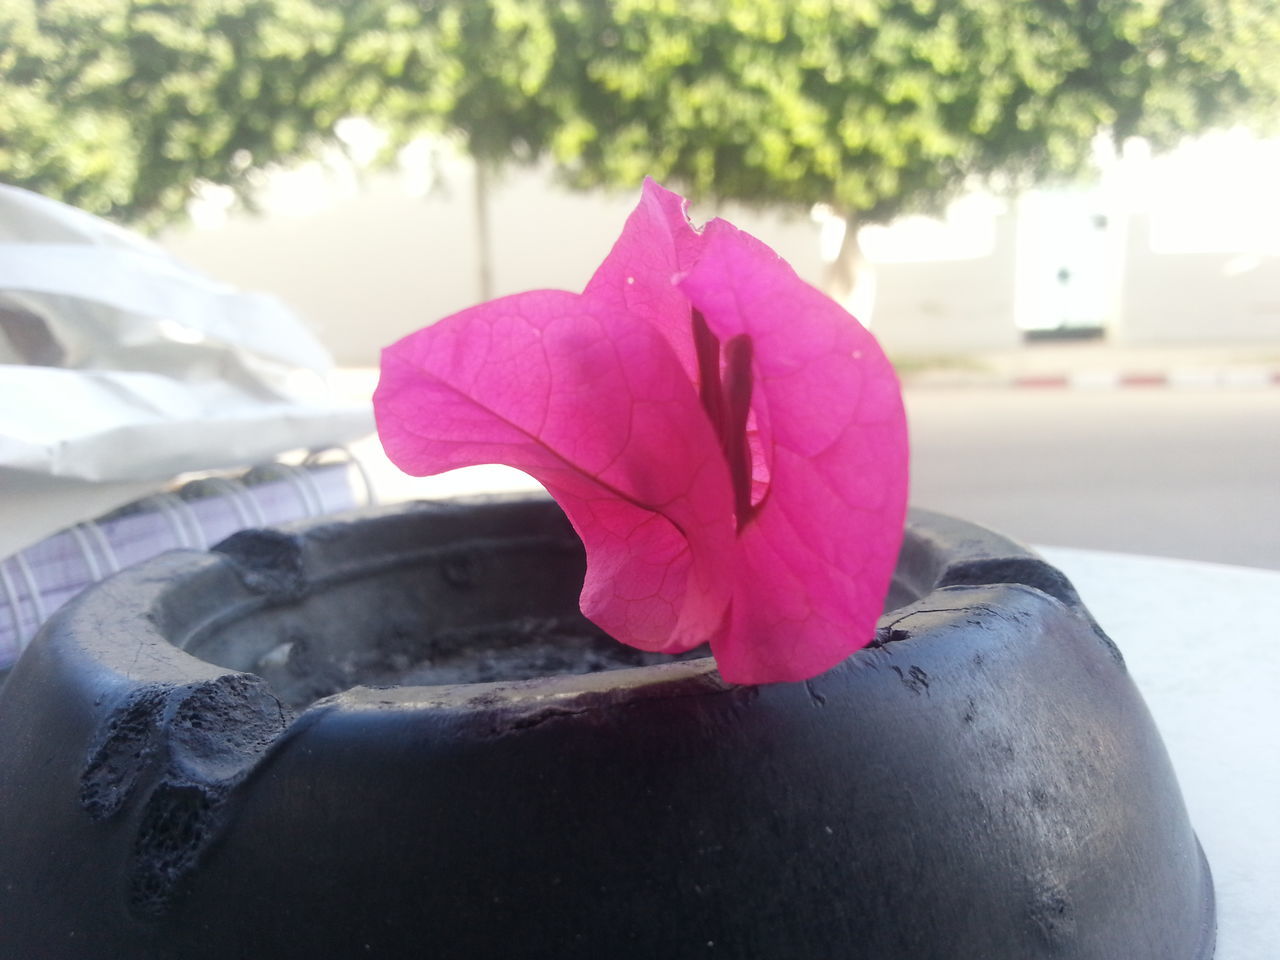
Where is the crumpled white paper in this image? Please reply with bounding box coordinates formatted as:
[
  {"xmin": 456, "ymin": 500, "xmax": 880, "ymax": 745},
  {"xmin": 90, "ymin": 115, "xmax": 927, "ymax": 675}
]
[{"xmin": 0, "ymin": 184, "xmax": 373, "ymax": 558}]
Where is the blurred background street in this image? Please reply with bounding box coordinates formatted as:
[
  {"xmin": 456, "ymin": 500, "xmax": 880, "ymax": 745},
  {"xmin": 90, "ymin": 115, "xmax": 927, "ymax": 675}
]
[
  {"xmin": 6, "ymin": 0, "xmax": 1280, "ymax": 575},
  {"xmin": 343, "ymin": 368, "xmax": 1280, "ymax": 571},
  {"xmin": 908, "ymin": 385, "xmax": 1280, "ymax": 570}
]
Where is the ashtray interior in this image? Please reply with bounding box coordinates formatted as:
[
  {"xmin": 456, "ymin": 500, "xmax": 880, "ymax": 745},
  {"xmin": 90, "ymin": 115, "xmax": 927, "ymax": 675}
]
[{"xmin": 183, "ymin": 514, "xmax": 923, "ymax": 711}]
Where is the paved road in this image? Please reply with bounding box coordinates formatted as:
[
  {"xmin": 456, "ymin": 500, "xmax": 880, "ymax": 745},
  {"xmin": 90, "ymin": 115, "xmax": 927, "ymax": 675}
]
[
  {"xmin": 906, "ymin": 387, "xmax": 1280, "ymax": 570},
  {"xmin": 354, "ymin": 382, "xmax": 1280, "ymax": 571}
]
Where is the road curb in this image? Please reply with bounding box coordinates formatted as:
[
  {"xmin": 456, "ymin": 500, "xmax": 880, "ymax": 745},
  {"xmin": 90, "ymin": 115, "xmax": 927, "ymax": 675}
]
[{"xmin": 907, "ymin": 368, "xmax": 1280, "ymax": 390}]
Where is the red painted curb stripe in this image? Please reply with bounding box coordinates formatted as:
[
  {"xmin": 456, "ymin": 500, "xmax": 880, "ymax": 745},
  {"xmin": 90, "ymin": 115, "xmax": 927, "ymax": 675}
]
[
  {"xmin": 1012, "ymin": 375, "xmax": 1070, "ymax": 388},
  {"xmin": 908, "ymin": 368, "xmax": 1280, "ymax": 389}
]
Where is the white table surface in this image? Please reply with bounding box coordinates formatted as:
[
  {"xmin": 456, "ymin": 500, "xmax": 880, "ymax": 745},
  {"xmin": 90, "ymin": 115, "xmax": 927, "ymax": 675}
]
[{"xmin": 1038, "ymin": 547, "xmax": 1279, "ymax": 960}]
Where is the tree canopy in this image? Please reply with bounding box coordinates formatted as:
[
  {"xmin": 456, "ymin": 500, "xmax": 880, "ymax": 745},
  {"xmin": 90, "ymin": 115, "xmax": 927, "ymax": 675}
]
[
  {"xmin": 1, "ymin": 0, "xmax": 414, "ymax": 227},
  {"xmin": 3, "ymin": 0, "xmax": 1278, "ymax": 229},
  {"xmin": 430, "ymin": 0, "xmax": 1279, "ymax": 223}
]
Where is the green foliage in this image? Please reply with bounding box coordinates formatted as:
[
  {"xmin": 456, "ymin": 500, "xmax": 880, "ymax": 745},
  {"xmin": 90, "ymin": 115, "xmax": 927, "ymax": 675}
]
[
  {"xmin": 517, "ymin": 0, "xmax": 1280, "ymax": 220},
  {"xmin": 1, "ymin": 0, "xmax": 412, "ymax": 227},
  {"xmin": 3, "ymin": 0, "xmax": 1278, "ymax": 228}
]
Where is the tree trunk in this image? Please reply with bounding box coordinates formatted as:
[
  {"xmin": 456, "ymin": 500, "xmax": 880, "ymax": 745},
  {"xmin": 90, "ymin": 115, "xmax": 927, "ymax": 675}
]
[
  {"xmin": 473, "ymin": 160, "xmax": 494, "ymax": 302},
  {"xmin": 824, "ymin": 210, "xmax": 877, "ymax": 327}
]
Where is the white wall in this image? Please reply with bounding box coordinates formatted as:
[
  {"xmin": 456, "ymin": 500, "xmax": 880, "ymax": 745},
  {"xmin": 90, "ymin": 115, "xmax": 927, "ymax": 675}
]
[
  {"xmin": 162, "ymin": 157, "xmax": 828, "ymax": 366},
  {"xmin": 160, "ymin": 135, "xmax": 1280, "ymax": 362},
  {"xmin": 160, "ymin": 150, "xmax": 1022, "ymax": 363},
  {"xmin": 866, "ymin": 210, "xmax": 1021, "ymax": 355},
  {"xmin": 1118, "ymin": 215, "xmax": 1280, "ymax": 344},
  {"xmin": 163, "ymin": 157, "xmax": 486, "ymax": 366}
]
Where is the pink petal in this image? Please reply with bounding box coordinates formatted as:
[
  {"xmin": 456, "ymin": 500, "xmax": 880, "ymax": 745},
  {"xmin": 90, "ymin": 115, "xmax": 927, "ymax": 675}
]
[
  {"xmin": 679, "ymin": 221, "xmax": 910, "ymax": 684},
  {"xmin": 377, "ymin": 182, "xmax": 909, "ymax": 686},
  {"xmin": 375, "ymin": 289, "xmax": 737, "ymax": 653},
  {"xmin": 584, "ymin": 178, "xmax": 707, "ymax": 380}
]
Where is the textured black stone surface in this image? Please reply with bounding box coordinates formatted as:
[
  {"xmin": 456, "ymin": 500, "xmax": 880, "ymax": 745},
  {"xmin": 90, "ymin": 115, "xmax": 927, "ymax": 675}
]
[{"xmin": 0, "ymin": 496, "xmax": 1215, "ymax": 959}]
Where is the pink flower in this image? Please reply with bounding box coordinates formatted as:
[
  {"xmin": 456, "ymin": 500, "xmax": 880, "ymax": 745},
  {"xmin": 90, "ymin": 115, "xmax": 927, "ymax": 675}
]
[{"xmin": 375, "ymin": 180, "xmax": 908, "ymax": 684}]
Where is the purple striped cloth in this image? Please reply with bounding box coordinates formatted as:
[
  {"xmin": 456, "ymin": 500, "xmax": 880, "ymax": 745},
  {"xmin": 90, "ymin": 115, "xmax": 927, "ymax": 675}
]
[{"xmin": 1, "ymin": 459, "xmax": 370, "ymax": 672}]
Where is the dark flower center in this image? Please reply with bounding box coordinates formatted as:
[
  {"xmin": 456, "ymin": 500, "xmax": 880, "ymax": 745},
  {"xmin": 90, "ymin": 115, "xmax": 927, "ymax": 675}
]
[{"xmin": 692, "ymin": 309, "xmax": 755, "ymax": 530}]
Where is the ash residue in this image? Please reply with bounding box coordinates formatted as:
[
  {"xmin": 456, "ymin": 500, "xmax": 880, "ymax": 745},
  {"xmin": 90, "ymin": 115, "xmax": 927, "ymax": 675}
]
[
  {"xmin": 254, "ymin": 616, "xmax": 709, "ymax": 709},
  {"xmin": 384, "ymin": 617, "xmax": 709, "ymax": 686}
]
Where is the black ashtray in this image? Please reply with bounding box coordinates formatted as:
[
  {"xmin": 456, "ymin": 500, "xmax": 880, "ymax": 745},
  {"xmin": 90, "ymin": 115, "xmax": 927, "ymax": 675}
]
[{"xmin": 0, "ymin": 497, "xmax": 1215, "ymax": 959}]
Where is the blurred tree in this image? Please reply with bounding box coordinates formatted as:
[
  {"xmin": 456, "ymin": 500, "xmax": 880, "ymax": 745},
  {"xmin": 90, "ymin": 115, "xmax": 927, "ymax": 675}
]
[
  {"xmin": 3, "ymin": 0, "xmax": 1278, "ymax": 279},
  {"xmin": 0, "ymin": 0, "xmax": 424, "ymax": 228},
  {"xmin": 473, "ymin": 0, "xmax": 1280, "ymax": 299}
]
